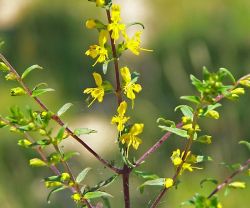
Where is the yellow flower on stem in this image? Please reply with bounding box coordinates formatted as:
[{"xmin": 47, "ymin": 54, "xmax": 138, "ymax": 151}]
[
  {"xmin": 170, "ymin": 149, "xmax": 195, "ymax": 175},
  {"xmin": 123, "ymin": 31, "xmax": 153, "ymax": 55},
  {"xmin": 165, "ymin": 178, "xmax": 174, "ymax": 189},
  {"xmin": 85, "ymin": 30, "xmax": 109, "ymax": 66},
  {"xmin": 108, "ymin": 4, "xmax": 126, "ymax": 41},
  {"xmin": 120, "ymin": 123, "xmax": 144, "ymax": 152},
  {"xmin": 111, "ymin": 101, "xmax": 130, "ymax": 132},
  {"xmin": 120, "ymin": 66, "xmax": 142, "ymax": 107},
  {"xmin": 83, "ymin": 72, "xmax": 105, "ymax": 107}
]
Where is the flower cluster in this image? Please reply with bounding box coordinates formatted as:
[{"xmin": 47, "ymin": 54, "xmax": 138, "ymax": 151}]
[{"xmin": 83, "ymin": 3, "xmax": 151, "ymax": 156}]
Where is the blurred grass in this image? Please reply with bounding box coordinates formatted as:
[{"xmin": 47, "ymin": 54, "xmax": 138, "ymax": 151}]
[{"xmin": 0, "ymin": 0, "xmax": 249, "ymax": 207}]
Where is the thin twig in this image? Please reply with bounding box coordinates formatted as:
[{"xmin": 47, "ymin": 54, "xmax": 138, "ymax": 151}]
[
  {"xmin": 0, "ymin": 53, "xmax": 121, "ymax": 174},
  {"xmin": 207, "ymin": 158, "xmax": 250, "ymax": 199}
]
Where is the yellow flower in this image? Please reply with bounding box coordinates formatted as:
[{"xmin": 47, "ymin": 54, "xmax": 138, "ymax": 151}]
[
  {"xmin": 110, "ymin": 4, "xmax": 121, "ymax": 22},
  {"xmin": 107, "ymin": 4, "xmax": 125, "ymax": 41},
  {"xmin": 120, "ymin": 67, "xmax": 142, "ymax": 107},
  {"xmin": 85, "ymin": 30, "xmax": 108, "ymax": 66},
  {"xmin": 83, "ymin": 72, "xmax": 105, "ymax": 107},
  {"xmin": 120, "ymin": 123, "xmax": 144, "ymax": 151},
  {"xmin": 165, "ymin": 178, "xmax": 174, "ymax": 189},
  {"xmin": 108, "ymin": 22, "xmax": 125, "ymax": 41},
  {"xmin": 111, "ymin": 101, "xmax": 130, "ymax": 132},
  {"xmin": 123, "ymin": 31, "xmax": 152, "ymax": 55},
  {"xmin": 71, "ymin": 193, "xmax": 82, "ymax": 202},
  {"xmin": 170, "ymin": 149, "xmax": 194, "ymax": 175}
]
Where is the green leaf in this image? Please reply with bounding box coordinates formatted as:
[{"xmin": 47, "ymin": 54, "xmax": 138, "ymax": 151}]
[
  {"xmin": 0, "ymin": 41, "xmax": 4, "ymax": 49},
  {"xmin": 180, "ymin": 95, "xmax": 200, "ymax": 104},
  {"xmin": 63, "ymin": 151, "xmax": 80, "ymax": 161},
  {"xmin": 239, "ymin": 140, "xmax": 250, "ymax": 151},
  {"xmin": 190, "ymin": 75, "xmax": 204, "ymax": 92},
  {"xmin": 131, "ymin": 71, "xmax": 140, "ymax": 83},
  {"xmin": 21, "ymin": 65, "xmax": 43, "ymax": 80},
  {"xmin": 84, "ymin": 191, "xmax": 113, "ymax": 200},
  {"xmin": 133, "ymin": 170, "xmax": 159, "ymax": 180},
  {"xmin": 220, "ymin": 162, "xmax": 241, "ymax": 171},
  {"xmin": 88, "ymin": 174, "xmax": 119, "ymax": 192},
  {"xmin": 195, "ymin": 155, "xmax": 213, "ymax": 163},
  {"xmin": 32, "ymin": 82, "xmax": 48, "ymax": 91},
  {"xmin": 47, "ymin": 186, "xmax": 67, "ymax": 204},
  {"xmin": 74, "ymin": 128, "xmax": 97, "ymax": 136},
  {"xmin": 138, "ymin": 178, "xmax": 165, "ymax": 194},
  {"xmin": 195, "ymin": 135, "xmax": 212, "ymax": 144},
  {"xmin": 76, "ymin": 167, "xmax": 92, "ymax": 184},
  {"xmin": 158, "ymin": 126, "xmax": 188, "ymax": 138},
  {"xmin": 32, "ymin": 88, "xmax": 55, "ymax": 97},
  {"xmin": 219, "ymin": 68, "xmax": 236, "ymax": 83},
  {"xmin": 103, "ymin": 61, "xmax": 109, "ymax": 74},
  {"xmin": 156, "ymin": 118, "xmax": 175, "ymax": 127},
  {"xmin": 30, "ymin": 139, "xmax": 51, "ymax": 148},
  {"xmin": 200, "ymin": 178, "xmax": 218, "ymax": 188},
  {"xmin": 175, "ymin": 105, "xmax": 193, "ymax": 118},
  {"xmin": 56, "ymin": 126, "xmax": 66, "ymax": 142},
  {"xmin": 57, "ymin": 103, "xmax": 73, "ymax": 117}
]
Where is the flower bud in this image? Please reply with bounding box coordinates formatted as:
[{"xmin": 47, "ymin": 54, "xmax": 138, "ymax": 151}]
[
  {"xmin": 71, "ymin": 193, "xmax": 82, "ymax": 202},
  {"xmin": 5, "ymin": 72, "xmax": 17, "ymax": 80},
  {"xmin": 10, "ymin": 87, "xmax": 26, "ymax": 96},
  {"xmin": 231, "ymin": 88, "xmax": 245, "ymax": 95},
  {"xmin": 0, "ymin": 62, "xmax": 10, "ymax": 72},
  {"xmin": 61, "ymin": 172, "xmax": 70, "ymax": 181},
  {"xmin": 239, "ymin": 80, "xmax": 250, "ymax": 87},
  {"xmin": 39, "ymin": 129, "xmax": 47, "ymax": 136},
  {"xmin": 29, "ymin": 158, "xmax": 47, "ymax": 167},
  {"xmin": 45, "ymin": 181, "xmax": 63, "ymax": 188},
  {"xmin": 17, "ymin": 139, "xmax": 32, "ymax": 148},
  {"xmin": 96, "ymin": 0, "xmax": 105, "ymax": 7},
  {"xmin": 85, "ymin": 19, "xmax": 96, "ymax": 29},
  {"xmin": 206, "ymin": 110, "xmax": 219, "ymax": 119},
  {"xmin": 0, "ymin": 120, "xmax": 7, "ymax": 128},
  {"xmin": 165, "ymin": 178, "xmax": 174, "ymax": 188}
]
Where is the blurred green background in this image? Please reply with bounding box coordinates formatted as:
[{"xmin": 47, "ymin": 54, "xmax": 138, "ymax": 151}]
[{"xmin": 0, "ymin": 0, "xmax": 249, "ymax": 207}]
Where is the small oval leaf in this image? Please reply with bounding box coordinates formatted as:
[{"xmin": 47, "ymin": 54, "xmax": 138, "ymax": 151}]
[{"xmin": 21, "ymin": 65, "xmax": 43, "ymax": 80}]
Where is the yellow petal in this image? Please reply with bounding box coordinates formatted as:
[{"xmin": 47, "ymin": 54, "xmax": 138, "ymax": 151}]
[
  {"xmin": 165, "ymin": 178, "xmax": 174, "ymax": 188},
  {"xmin": 132, "ymin": 136, "xmax": 142, "ymax": 150},
  {"xmin": 99, "ymin": 30, "xmax": 108, "ymax": 46},
  {"xmin": 130, "ymin": 123, "xmax": 144, "ymax": 136},
  {"xmin": 121, "ymin": 67, "xmax": 131, "ymax": 83},
  {"xmin": 93, "ymin": 72, "xmax": 103, "ymax": 86},
  {"xmin": 133, "ymin": 83, "xmax": 142, "ymax": 93},
  {"xmin": 117, "ymin": 101, "xmax": 127, "ymax": 116}
]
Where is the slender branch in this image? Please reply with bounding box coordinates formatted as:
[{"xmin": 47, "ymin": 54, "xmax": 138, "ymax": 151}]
[
  {"xmin": 150, "ymin": 188, "xmax": 167, "ymax": 208},
  {"xmin": 208, "ymin": 158, "xmax": 250, "ymax": 199},
  {"xmin": 106, "ymin": 9, "xmax": 123, "ymax": 105},
  {"xmin": 135, "ymin": 122, "xmax": 183, "ymax": 167},
  {"xmin": 106, "ymin": 9, "xmax": 131, "ymax": 208},
  {"xmin": 0, "ymin": 53, "xmax": 122, "ymax": 174}
]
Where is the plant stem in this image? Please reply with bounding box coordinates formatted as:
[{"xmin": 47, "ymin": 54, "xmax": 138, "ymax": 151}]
[
  {"xmin": 135, "ymin": 122, "xmax": 183, "ymax": 167},
  {"xmin": 106, "ymin": 9, "xmax": 122, "ymax": 105},
  {"xmin": 207, "ymin": 158, "xmax": 250, "ymax": 199},
  {"xmin": 0, "ymin": 53, "xmax": 122, "ymax": 174},
  {"xmin": 106, "ymin": 9, "xmax": 131, "ymax": 208}
]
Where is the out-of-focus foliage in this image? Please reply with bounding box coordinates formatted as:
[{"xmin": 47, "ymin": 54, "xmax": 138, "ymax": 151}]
[{"xmin": 0, "ymin": 0, "xmax": 249, "ymax": 207}]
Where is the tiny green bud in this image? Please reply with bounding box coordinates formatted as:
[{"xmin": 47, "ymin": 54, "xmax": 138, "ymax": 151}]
[
  {"xmin": 28, "ymin": 122, "xmax": 36, "ymax": 130},
  {"xmin": 0, "ymin": 62, "xmax": 10, "ymax": 72},
  {"xmin": 10, "ymin": 87, "xmax": 26, "ymax": 96},
  {"xmin": 29, "ymin": 158, "xmax": 47, "ymax": 167},
  {"xmin": 17, "ymin": 139, "xmax": 32, "ymax": 148},
  {"xmin": 10, "ymin": 126, "xmax": 19, "ymax": 133},
  {"xmin": 0, "ymin": 120, "xmax": 7, "ymax": 128},
  {"xmin": 5, "ymin": 72, "xmax": 17, "ymax": 81},
  {"xmin": 39, "ymin": 129, "xmax": 47, "ymax": 136}
]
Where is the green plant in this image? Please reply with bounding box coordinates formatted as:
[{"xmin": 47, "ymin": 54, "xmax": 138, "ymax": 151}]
[{"xmin": 0, "ymin": 1, "xmax": 249, "ymax": 207}]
